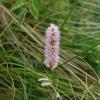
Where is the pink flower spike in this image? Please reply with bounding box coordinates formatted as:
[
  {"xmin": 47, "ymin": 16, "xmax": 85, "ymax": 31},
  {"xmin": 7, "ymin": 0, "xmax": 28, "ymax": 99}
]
[{"xmin": 44, "ymin": 24, "xmax": 60, "ymax": 70}]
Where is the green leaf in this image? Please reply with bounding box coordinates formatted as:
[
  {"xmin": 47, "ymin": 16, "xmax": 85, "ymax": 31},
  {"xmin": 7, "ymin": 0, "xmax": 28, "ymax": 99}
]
[
  {"xmin": 10, "ymin": 0, "xmax": 26, "ymax": 11},
  {"xmin": 29, "ymin": 0, "xmax": 44, "ymax": 20}
]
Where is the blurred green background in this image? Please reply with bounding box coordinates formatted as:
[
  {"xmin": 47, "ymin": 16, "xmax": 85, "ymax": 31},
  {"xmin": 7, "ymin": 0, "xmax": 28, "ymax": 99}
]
[{"xmin": 0, "ymin": 0, "xmax": 100, "ymax": 99}]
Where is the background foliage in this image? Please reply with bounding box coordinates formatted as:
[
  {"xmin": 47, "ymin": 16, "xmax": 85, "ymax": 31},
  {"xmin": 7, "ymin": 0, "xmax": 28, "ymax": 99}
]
[{"xmin": 0, "ymin": 0, "xmax": 100, "ymax": 99}]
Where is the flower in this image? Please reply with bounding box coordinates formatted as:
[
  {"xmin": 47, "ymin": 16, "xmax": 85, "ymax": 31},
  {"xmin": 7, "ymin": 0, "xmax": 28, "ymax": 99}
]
[
  {"xmin": 44, "ymin": 24, "xmax": 60, "ymax": 70},
  {"xmin": 38, "ymin": 77, "xmax": 49, "ymax": 81},
  {"xmin": 38, "ymin": 77, "xmax": 51, "ymax": 87},
  {"xmin": 56, "ymin": 92, "xmax": 62, "ymax": 100},
  {"xmin": 38, "ymin": 77, "xmax": 62, "ymax": 99}
]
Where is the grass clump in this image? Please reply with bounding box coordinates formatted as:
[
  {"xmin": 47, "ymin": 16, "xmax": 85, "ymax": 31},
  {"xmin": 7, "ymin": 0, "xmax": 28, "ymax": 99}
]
[{"xmin": 0, "ymin": 0, "xmax": 100, "ymax": 99}]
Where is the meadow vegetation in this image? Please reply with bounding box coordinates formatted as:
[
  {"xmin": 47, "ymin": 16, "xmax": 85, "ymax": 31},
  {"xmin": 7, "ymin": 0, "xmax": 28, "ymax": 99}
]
[{"xmin": 0, "ymin": 0, "xmax": 100, "ymax": 99}]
